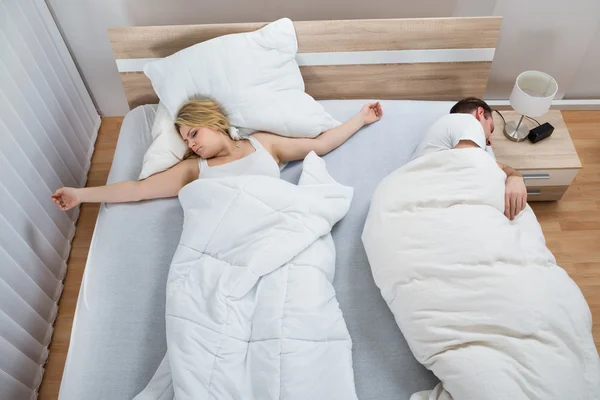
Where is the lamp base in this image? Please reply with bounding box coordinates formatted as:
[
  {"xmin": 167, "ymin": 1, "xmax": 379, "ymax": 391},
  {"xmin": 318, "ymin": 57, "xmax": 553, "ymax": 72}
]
[{"xmin": 504, "ymin": 120, "xmax": 529, "ymax": 142}]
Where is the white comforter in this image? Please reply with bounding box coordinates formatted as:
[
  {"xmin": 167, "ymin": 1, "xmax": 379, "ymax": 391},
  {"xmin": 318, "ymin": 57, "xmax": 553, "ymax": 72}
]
[
  {"xmin": 362, "ymin": 148, "xmax": 600, "ymax": 400},
  {"xmin": 134, "ymin": 153, "xmax": 357, "ymax": 400}
]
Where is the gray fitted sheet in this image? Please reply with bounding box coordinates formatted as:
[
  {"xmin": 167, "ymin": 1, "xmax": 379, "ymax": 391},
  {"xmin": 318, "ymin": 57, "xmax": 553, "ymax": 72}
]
[{"xmin": 59, "ymin": 100, "xmax": 465, "ymax": 400}]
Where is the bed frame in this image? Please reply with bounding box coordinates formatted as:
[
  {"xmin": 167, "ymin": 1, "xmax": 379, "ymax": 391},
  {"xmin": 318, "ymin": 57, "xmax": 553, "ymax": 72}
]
[{"xmin": 109, "ymin": 17, "xmax": 502, "ymax": 110}]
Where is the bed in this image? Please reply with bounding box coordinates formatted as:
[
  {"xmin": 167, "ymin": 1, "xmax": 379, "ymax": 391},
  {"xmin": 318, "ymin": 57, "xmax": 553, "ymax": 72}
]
[{"xmin": 58, "ymin": 17, "xmax": 503, "ymax": 400}]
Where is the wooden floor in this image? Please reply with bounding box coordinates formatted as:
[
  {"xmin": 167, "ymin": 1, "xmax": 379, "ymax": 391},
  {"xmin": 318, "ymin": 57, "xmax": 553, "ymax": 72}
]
[
  {"xmin": 39, "ymin": 112, "xmax": 600, "ymax": 399},
  {"xmin": 531, "ymin": 111, "xmax": 600, "ymax": 350}
]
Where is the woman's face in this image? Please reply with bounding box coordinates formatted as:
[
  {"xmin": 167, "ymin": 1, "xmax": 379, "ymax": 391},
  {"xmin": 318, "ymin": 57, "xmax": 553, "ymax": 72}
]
[{"xmin": 179, "ymin": 125, "xmax": 225, "ymax": 159}]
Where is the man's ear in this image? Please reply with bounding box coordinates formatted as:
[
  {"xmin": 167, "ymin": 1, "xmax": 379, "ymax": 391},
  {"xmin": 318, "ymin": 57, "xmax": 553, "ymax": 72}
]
[
  {"xmin": 476, "ymin": 106, "xmax": 486, "ymax": 121},
  {"xmin": 471, "ymin": 108, "xmax": 482, "ymax": 122}
]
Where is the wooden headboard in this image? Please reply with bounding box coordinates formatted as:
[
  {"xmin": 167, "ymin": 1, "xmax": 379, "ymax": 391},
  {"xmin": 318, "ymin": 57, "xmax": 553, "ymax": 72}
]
[{"xmin": 108, "ymin": 17, "xmax": 502, "ymax": 109}]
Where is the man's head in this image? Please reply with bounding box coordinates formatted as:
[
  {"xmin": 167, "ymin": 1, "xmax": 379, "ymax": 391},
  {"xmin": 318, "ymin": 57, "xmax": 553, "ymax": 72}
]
[{"xmin": 450, "ymin": 97, "xmax": 494, "ymax": 145}]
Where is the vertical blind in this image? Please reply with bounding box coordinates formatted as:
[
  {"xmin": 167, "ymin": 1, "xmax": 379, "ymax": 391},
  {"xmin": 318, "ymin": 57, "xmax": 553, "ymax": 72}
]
[{"xmin": 0, "ymin": 0, "xmax": 100, "ymax": 398}]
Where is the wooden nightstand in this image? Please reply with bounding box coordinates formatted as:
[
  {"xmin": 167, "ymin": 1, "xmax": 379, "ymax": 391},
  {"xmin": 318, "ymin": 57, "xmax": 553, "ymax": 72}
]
[{"xmin": 492, "ymin": 110, "xmax": 582, "ymax": 201}]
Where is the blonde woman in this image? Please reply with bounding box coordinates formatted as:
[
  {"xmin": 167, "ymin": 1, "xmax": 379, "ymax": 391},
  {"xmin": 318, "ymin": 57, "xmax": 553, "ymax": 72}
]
[{"xmin": 52, "ymin": 99, "xmax": 382, "ymax": 210}]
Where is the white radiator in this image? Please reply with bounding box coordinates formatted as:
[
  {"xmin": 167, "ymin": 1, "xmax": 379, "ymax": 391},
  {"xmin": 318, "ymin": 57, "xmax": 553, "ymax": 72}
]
[{"xmin": 0, "ymin": 0, "xmax": 100, "ymax": 398}]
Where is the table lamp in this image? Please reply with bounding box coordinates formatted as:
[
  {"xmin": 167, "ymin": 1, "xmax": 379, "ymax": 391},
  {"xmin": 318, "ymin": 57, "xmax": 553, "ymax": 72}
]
[{"xmin": 505, "ymin": 70, "xmax": 558, "ymax": 142}]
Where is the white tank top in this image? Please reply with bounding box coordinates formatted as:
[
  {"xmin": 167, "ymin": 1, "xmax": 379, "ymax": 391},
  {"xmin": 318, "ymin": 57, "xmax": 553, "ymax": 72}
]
[{"xmin": 198, "ymin": 136, "xmax": 280, "ymax": 179}]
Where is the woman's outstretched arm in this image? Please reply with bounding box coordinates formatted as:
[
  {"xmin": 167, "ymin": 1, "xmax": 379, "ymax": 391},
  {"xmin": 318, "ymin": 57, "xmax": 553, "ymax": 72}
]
[
  {"xmin": 51, "ymin": 158, "xmax": 199, "ymax": 211},
  {"xmin": 256, "ymin": 102, "xmax": 382, "ymax": 164}
]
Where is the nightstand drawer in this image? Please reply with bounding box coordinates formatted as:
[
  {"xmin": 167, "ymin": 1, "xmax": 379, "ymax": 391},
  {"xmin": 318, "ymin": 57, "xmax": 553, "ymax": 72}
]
[
  {"xmin": 520, "ymin": 169, "xmax": 579, "ymax": 187},
  {"xmin": 527, "ymin": 185, "xmax": 568, "ymax": 201}
]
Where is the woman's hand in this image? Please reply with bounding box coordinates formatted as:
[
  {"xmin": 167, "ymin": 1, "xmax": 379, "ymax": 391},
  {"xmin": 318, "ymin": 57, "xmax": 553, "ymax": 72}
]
[
  {"xmin": 51, "ymin": 187, "xmax": 81, "ymax": 211},
  {"xmin": 360, "ymin": 102, "xmax": 383, "ymax": 125}
]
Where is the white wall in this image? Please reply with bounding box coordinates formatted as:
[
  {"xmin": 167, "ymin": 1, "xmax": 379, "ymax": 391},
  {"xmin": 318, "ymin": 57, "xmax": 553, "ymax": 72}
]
[
  {"xmin": 45, "ymin": 0, "xmax": 130, "ymax": 116},
  {"xmin": 487, "ymin": 0, "xmax": 600, "ymax": 100},
  {"xmin": 564, "ymin": 25, "xmax": 600, "ymax": 99},
  {"xmin": 46, "ymin": 0, "xmax": 600, "ymax": 116}
]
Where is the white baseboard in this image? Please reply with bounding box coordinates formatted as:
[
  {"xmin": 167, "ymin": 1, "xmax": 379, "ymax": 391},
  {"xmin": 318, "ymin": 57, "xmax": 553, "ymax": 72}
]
[{"xmin": 487, "ymin": 99, "xmax": 600, "ymax": 110}]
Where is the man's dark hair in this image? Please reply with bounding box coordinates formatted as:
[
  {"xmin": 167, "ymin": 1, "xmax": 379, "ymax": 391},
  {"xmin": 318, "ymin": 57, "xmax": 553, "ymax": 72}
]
[{"xmin": 449, "ymin": 97, "xmax": 492, "ymax": 118}]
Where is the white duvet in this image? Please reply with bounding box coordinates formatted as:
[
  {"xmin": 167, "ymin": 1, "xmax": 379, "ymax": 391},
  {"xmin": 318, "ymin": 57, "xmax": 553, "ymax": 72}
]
[
  {"xmin": 362, "ymin": 148, "xmax": 600, "ymax": 400},
  {"xmin": 134, "ymin": 152, "xmax": 357, "ymax": 400}
]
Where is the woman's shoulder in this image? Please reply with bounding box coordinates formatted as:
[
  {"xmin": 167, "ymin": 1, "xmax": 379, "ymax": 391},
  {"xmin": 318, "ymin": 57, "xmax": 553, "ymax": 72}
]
[
  {"xmin": 250, "ymin": 132, "xmax": 283, "ymax": 163},
  {"xmin": 251, "ymin": 131, "xmax": 274, "ymax": 141},
  {"xmin": 179, "ymin": 157, "xmax": 200, "ymax": 166},
  {"xmin": 141, "ymin": 158, "xmax": 199, "ymax": 189},
  {"xmin": 250, "ymin": 132, "xmax": 277, "ymax": 149},
  {"xmin": 177, "ymin": 157, "xmax": 200, "ymax": 178}
]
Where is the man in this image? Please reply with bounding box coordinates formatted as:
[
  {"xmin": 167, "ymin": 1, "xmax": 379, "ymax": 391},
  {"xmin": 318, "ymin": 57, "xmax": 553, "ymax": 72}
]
[{"xmin": 412, "ymin": 97, "xmax": 527, "ymax": 220}]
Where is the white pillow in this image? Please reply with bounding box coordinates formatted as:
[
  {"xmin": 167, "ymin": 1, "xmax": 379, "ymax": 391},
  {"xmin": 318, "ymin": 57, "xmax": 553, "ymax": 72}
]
[
  {"xmin": 139, "ymin": 103, "xmax": 188, "ymax": 179},
  {"xmin": 139, "ymin": 18, "xmax": 339, "ymax": 179},
  {"xmin": 144, "ymin": 17, "xmax": 339, "ymax": 136}
]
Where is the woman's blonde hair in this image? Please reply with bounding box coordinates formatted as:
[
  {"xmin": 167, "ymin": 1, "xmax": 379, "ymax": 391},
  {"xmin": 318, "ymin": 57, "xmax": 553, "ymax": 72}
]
[{"xmin": 174, "ymin": 99, "xmax": 230, "ymax": 134}]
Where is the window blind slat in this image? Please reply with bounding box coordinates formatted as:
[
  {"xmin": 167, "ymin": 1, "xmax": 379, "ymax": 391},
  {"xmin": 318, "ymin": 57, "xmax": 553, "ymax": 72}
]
[
  {"xmin": 0, "ymin": 369, "xmax": 34, "ymax": 400},
  {"xmin": 0, "ymin": 40, "xmax": 83, "ymax": 184},
  {"xmin": 0, "ymin": 336, "xmax": 44, "ymax": 390},
  {"xmin": 0, "ymin": 186, "xmax": 67, "ymax": 279},
  {"xmin": 0, "ymin": 310, "xmax": 48, "ymax": 365},
  {"xmin": 0, "ymin": 153, "xmax": 72, "ymax": 243},
  {"xmin": 0, "ymin": 280, "xmax": 53, "ymax": 346},
  {"xmin": 0, "ymin": 182, "xmax": 69, "ymax": 263},
  {"xmin": 0, "ymin": 247, "xmax": 58, "ymax": 321},
  {"xmin": 0, "ymin": 121, "xmax": 79, "ymax": 225},
  {"xmin": 0, "ymin": 70, "xmax": 77, "ymax": 189},
  {"xmin": 0, "ymin": 215, "xmax": 63, "ymax": 300},
  {"xmin": 18, "ymin": 0, "xmax": 96, "ymax": 144}
]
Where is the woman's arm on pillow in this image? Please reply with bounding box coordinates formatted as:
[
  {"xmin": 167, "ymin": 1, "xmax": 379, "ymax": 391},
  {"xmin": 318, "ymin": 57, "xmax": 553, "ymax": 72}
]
[
  {"xmin": 51, "ymin": 159, "xmax": 199, "ymax": 211},
  {"xmin": 257, "ymin": 102, "xmax": 382, "ymax": 163}
]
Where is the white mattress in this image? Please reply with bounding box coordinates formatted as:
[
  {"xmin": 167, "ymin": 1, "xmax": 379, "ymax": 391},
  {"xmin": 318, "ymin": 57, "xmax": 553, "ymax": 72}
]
[{"xmin": 59, "ymin": 100, "xmax": 480, "ymax": 400}]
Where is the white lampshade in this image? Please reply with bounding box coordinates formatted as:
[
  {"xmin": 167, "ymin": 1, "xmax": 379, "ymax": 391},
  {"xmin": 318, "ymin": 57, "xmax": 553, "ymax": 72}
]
[{"xmin": 509, "ymin": 70, "xmax": 558, "ymax": 117}]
